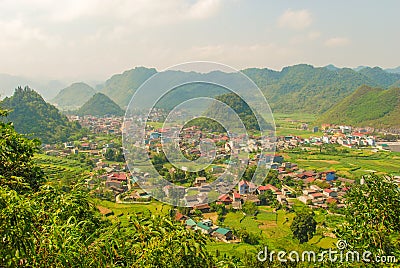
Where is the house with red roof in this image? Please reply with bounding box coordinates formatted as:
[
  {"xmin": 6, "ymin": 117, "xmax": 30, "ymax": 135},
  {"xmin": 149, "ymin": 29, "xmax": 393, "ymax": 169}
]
[
  {"xmin": 323, "ymin": 188, "xmax": 338, "ymax": 198},
  {"xmin": 257, "ymin": 184, "xmax": 279, "ymax": 195},
  {"xmin": 175, "ymin": 212, "xmax": 188, "ymax": 222},
  {"xmin": 233, "ymin": 192, "xmax": 241, "ymax": 202},
  {"xmin": 305, "ymin": 177, "xmax": 316, "ymax": 184},
  {"xmin": 218, "ymin": 194, "xmax": 233, "ymax": 205},
  {"xmin": 107, "ymin": 172, "xmax": 127, "ymax": 182}
]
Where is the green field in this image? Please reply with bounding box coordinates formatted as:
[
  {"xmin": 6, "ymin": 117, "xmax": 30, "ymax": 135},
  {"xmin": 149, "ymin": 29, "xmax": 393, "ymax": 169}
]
[
  {"xmin": 95, "ymin": 199, "xmax": 170, "ymax": 224},
  {"xmin": 34, "ymin": 154, "xmax": 92, "ymax": 184},
  {"xmin": 273, "ymin": 113, "xmax": 319, "ymax": 138},
  {"xmin": 283, "ymin": 148, "xmax": 400, "ymax": 178},
  {"xmin": 94, "ymin": 199, "xmax": 341, "ymax": 255},
  {"xmin": 276, "ymin": 127, "xmax": 316, "ymax": 138},
  {"xmin": 218, "ymin": 208, "xmax": 339, "ymax": 254}
]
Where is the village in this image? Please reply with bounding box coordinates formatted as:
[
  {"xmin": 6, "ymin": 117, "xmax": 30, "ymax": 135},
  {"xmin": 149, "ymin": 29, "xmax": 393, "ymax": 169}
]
[{"xmin": 38, "ymin": 114, "xmax": 400, "ymax": 243}]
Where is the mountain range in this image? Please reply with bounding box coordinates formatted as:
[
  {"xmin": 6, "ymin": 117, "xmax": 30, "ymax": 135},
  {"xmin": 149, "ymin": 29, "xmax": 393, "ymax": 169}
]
[
  {"xmin": 244, "ymin": 65, "xmax": 400, "ymax": 114},
  {"xmin": 2, "ymin": 63, "xmax": 400, "ymax": 130}
]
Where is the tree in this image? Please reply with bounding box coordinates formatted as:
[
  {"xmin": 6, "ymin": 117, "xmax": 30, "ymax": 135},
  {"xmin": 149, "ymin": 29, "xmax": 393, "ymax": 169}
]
[
  {"xmin": 242, "ymin": 201, "xmax": 258, "ymax": 215},
  {"xmin": 0, "ymin": 108, "xmax": 216, "ymax": 267},
  {"xmin": 290, "ymin": 211, "xmax": 317, "ymax": 243},
  {"xmin": 336, "ymin": 174, "xmax": 400, "ymax": 257},
  {"xmin": 0, "ymin": 109, "xmax": 45, "ymax": 193},
  {"xmin": 104, "ymin": 148, "xmax": 115, "ymax": 161},
  {"xmin": 258, "ymin": 190, "xmax": 275, "ymax": 206}
]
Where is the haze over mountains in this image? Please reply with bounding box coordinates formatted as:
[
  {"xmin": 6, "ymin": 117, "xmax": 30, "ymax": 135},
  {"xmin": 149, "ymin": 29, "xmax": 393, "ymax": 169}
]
[
  {"xmin": 52, "ymin": 82, "xmax": 96, "ymax": 110},
  {"xmin": 1, "ymin": 63, "xmax": 400, "ymax": 130},
  {"xmin": 0, "ymin": 74, "xmax": 67, "ymax": 100}
]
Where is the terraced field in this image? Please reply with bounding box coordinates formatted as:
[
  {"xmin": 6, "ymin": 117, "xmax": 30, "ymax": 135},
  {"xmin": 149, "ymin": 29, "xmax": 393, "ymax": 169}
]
[{"xmin": 34, "ymin": 154, "xmax": 92, "ymax": 183}]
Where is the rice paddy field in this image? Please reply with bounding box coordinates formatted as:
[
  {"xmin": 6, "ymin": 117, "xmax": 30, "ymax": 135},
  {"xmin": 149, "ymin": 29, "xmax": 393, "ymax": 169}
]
[
  {"xmin": 34, "ymin": 154, "xmax": 92, "ymax": 183},
  {"xmin": 283, "ymin": 149, "xmax": 400, "ymax": 179},
  {"xmin": 207, "ymin": 207, "xmax": 340, "ymax": 257}
]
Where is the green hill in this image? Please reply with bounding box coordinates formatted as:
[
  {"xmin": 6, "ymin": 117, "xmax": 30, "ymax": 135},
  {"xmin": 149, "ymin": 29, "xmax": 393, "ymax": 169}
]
[
  {"xmin": 0, "ymin": 86, "xmax": 81, "ymax": 143},
  {"xmin": 76, "ymin": 93, "xmax": 124, "ymax": 116},
  {"xmin": 51, "ymin": 82, "xmax": 96, "ymax": 110},
  {"xmin": 185, "ymin": 92, "xmax": 270, "ymax": 133},
  {"xmin": 94, "ymin": 64, "xmax": 400, "ymax": 114},
  {"xmin": 101, "ymin": 67, "xmax": 157, "ymax": 108},
  {"xmin": 317, "ymin": 85, "xmax": 400, "ymax": 128},
  {"xmin": 385, "ymin": 66, "xmax": 400, "ymax": 74},
  {"xmin": 243, "ymin": 64, "xmax": 383, "ymax": 114},
  {"xmin": 357, "ymin": 67, "xmax": 400, "ymax": 88}
]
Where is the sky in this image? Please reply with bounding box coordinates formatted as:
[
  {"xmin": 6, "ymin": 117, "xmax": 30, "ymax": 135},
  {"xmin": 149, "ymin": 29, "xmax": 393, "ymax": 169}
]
[{"xmin": 0, "ymin": 0, "xmax": 399, "ymax": 81}]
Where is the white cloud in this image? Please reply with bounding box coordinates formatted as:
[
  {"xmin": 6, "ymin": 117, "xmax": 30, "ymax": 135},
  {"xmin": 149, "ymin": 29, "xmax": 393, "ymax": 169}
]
[
  {"xmin": 38, "ymin": 0, "xmax": 222, "ymax": 25},
  {"xmin": 186, "ymin": 0, "xmax": 222, "ymax": 19},
  {"xmin": 0, "ymin": 19, "xmax": 55, "ymax": 47},
  {"xmin": 325, "ymin": 37, "xmax": 350, "ymax": 47},
  {"xmin": 290, "ymin": 31, "xmax": 321, "ymax": 44},
  {"xmin": 278, "ymin": 9, "xmax": 312, "ymax": 30}
]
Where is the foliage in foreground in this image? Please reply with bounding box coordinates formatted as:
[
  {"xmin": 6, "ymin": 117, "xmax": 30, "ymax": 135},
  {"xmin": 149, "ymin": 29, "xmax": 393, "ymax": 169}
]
[
  {"xmin": 0, "ymin": 108, "xmax": 213, "ymax": 267},
  {"xmin": 336, "ymin": 174, "xmax": 400, "ymax": 259},
  {"xmin": 1, "ymin": 107, "xmax": 400, "ymax": 267}
]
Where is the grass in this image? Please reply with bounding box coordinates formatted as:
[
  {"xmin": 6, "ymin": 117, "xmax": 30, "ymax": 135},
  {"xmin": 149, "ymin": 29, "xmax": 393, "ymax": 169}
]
[
  {"xmin": 206, "ymin": 242, "xmax": 257, "ymax": 257},
  {"xmin": 94, "ymin": 199, "xmax": 169, "ymax": 224},
  {"xmin": 309, "ymin": 236, "xmax": 337, "ymax": 249},
  {"xmin": 284, "ymin": 148, "xmax": 400, "ymax": 179},
  {"xmin": 34, "ymin": 154, "xmax": 92, "ymax": 183},
  {"xmin": 213, "ymin": 208, "xmax": 339, "ymax": 255},
  {"xmin": 273, "ymin": 113, "xmax": 317, "ymax": 123},
  {"xmin": 276, "ymin": 127, "xmax": 316, "ymax": 138},
  {"xmin": 215, "ymin": 203, "xmax": 346, "ymax": 255}
]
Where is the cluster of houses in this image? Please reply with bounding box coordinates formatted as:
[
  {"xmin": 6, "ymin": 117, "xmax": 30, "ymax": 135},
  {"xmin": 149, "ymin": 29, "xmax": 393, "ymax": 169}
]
[
  {"xmin": 175, "ymin": 212, "xmax": 234, "ymax": 242},
  {"xmin": 276, "ymin": 132, "xmax": 376, "ymax": 151},
  {"xmin": 178, "ymin": 150, "xmax": 352, "ymax": 210},
  {"xmin": 275, "ymin": 124, "xmax": 388, "ymax": 151},
  {"xmin": 158, "ymin": 153, "xmax": 350, "ymax": 211},
  {"xmin": 145, "ymin": 125, "xmax": 275, "ymax": 158},
  {"xmin": 67, "ymin": 115, "xmax": 123, "ymax": 135}
]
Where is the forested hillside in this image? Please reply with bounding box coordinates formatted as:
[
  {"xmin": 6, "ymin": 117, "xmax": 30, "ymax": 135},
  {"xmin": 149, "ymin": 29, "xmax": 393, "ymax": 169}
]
[
  {"xmin": 76, "ymin": 93, "xmax": 124, "ymax": 116},
  {"xmin": 243, "ymin": 64, "xmax": 400, "ymax": 114},
  {"xmin": 317, "ymin": 85, "xmax": 400, "ymax": 128},
  {"xmin": 0, "ymin": 86, "xmax": 81, "ymax": 143},
  {"xmin": 97, "ymin": 64, "xmax": 400, "ymax": 115}
]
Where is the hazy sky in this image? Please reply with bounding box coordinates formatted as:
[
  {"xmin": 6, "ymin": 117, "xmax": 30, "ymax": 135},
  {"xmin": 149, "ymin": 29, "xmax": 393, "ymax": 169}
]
[{"xmin": 0, "ymin": 0, "xmax": 399, "ymax": 81}]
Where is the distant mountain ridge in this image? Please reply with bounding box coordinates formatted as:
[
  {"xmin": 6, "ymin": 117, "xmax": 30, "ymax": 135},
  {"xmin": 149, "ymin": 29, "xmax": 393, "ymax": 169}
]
[
  {"xmin": 101, "ymin": 67, "xmax": 157, "ymax": 108},
  {"xmin": 385, "ymin": 66, "xmax": 400, "ymax": 74},
  {"xmin": 0, "ymin": 86, "xmax": 81, "ymax": 143},
  {"xmin": 3, "ymin": 63, "xmax": 400, "ymax": 118},
  {"xmin": 317, "ymin": 85, "xmax": 400, "ymax": 129},
  {"xmin": 0, "ymin": 74, "xmax": 66, "ymax": 100},
  {"xmin": 52, "ymin": 82, "xmax": 96, "ymax": 110},
  {"xmin": 243, "ymin": 64, "xmax": 377, "ymax": 113},
  {"xmin": 93, "ymin": 64, "xmax": 400, "ymax": 115},
  {"xmin": 76, "ymin": 93, "xmax": 124, "ymax": 116}
]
